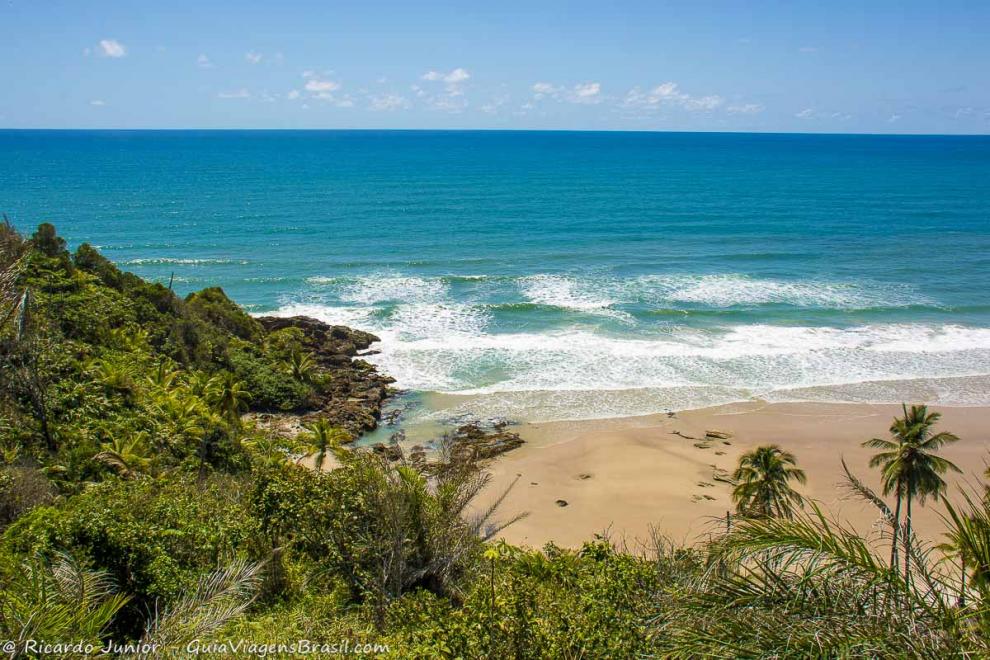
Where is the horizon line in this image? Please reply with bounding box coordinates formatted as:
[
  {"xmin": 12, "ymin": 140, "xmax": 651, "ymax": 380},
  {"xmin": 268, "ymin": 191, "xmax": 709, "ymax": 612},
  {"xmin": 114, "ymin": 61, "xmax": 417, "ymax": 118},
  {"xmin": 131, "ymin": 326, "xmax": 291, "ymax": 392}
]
[{"xmin": 1, "ymin": 127, "xmax": 989, "ymax": 138}]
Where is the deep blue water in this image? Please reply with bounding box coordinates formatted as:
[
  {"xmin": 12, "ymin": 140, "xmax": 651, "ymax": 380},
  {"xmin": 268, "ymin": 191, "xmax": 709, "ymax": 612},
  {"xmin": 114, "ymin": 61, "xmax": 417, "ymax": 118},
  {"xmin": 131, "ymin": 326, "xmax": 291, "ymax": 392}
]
[{"xmin": 3, "ymin": 130, "xmax": 989, "ymax": 420}]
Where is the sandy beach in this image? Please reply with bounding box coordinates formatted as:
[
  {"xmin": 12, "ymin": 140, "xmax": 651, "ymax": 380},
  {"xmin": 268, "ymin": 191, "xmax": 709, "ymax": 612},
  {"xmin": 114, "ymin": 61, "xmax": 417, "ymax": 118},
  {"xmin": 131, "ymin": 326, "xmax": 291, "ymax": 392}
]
[{"xmin": 478, "ymin": 401, "xmax": 990, "ymax": 549}]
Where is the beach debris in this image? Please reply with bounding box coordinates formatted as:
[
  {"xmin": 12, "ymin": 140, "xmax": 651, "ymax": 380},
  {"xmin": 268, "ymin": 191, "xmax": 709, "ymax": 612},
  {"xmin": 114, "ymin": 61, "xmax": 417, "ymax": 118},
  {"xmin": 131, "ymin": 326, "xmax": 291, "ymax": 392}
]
[
  {"xmin": 555, "ymin": 499, "xmax": 569, "ymax": 507},
  {"xmin": 715, "ymin": 451, "xmax": 726, "ymax": 456},
  {"xmin": 703, "ymin": 495, "xmax": 716, "ymax": 501},
  {"xmin": 697, "ymin": 481, "xmax": 714, "ymax": 488},
  {"xmin": 671, "ymin": 430, "xmax": 697, "ymax": 440},
  {"xmin": 577, "ymin": 473, "xmax": 593, "ymax": 480},
  {"xmin": 530, "ymin": 482, "xmax": 539, "ymax": 486},
  {"xmin": 693, "ymin": 441, "xmax": 713, "ymax": 449},
  {"xmin": 705, "ymin": 429, "xmax": 732, "ymax": 440}
]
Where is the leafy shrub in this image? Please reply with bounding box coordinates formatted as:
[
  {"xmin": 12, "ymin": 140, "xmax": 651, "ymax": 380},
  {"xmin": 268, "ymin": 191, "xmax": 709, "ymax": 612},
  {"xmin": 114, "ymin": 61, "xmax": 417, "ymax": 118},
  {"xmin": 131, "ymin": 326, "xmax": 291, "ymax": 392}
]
[
  {"xmin": 227, "ymin": 345, "xmax": 311, "ymax": 411},
  {"xmin": 388, "ymin": 539, "xmax": 660, "ymax": 658},
  {"xmin": 186, "ymin": 287, "xmax": 263, "ymax": 343},
  {"xmin": 2, "ymin": 473, "xmax": 255, "ymax": 637}
]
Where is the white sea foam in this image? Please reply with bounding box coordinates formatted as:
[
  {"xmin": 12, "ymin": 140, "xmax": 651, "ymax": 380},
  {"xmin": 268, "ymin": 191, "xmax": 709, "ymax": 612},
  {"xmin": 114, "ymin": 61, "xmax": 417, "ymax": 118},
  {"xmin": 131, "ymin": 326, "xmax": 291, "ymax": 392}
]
[
  {"xmin": 627, "ymin": 274, "xmax": 928, "ymax": 309},
  {"xmin": 365, "ymin": 323, "xmax": 990, "ymax": 407},
  {"xmin": 520, "ymin": 274, "xmax": 616, "ymax": 310},
  {"xmin": 298, "ymin": 271, "xmax": 930, "ymax": 312},
  {"xmin": 265, "ymin": 303, "xmax": 375, "ymax": 328},
  {"xmin": 338, "ymin": 275, "xmax": 448, "ymax": 305},
  {"xmin": 387, "ymin": 303, "xmax": 491, "ymax": 340},
  {"xmin": 261, "ymin": 266, "xmax": 985, "ymax": 420}
]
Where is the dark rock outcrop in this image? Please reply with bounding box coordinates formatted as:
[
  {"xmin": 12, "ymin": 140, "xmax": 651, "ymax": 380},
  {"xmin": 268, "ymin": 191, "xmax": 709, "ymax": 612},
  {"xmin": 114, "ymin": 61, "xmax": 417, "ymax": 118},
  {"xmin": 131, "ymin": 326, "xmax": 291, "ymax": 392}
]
[
  {"xmin": 370, "ymin": 442, "xmax": 404, "ymax": 462},
  {"xmin": 447, "ymin": 422, "xmax": 525, "ymax": 461},
  {"xmin": 257, "ymin": 315, "xmax": 395, "ymax": 436}
]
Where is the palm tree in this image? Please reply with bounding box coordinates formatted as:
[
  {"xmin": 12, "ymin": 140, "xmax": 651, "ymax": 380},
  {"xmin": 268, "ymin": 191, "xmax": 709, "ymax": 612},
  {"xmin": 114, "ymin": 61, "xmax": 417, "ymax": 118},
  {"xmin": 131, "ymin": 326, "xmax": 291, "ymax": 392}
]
[
  {"xmin": 210, "ymin": 372, "xmax": 252, "ymax": 434},
  {"xmin": 943, "ymin": 491, "xmax": 990, "ymax": 603},
  {"xmin": 864, "ymin": 404, "xmax": 960, "ymax": 577},
  {"xmin": 93, "ymin": 433, "xmax": 151, "ymax": 479},
  {"xmin": 1, "ymin": 552, "xmax": 129, "ymax": 646},
  {"xmin": 938, "ymin": 526, "xmax": 970, "ymax": 607},
  {"xmin": 147, "ymin": 359, "xmax": 180, "ymax": 389},
  {"xmin": 300, "ymin": 418, "xmax": 350, "ymax": 472},
  {"xmin": 731, "ymin": 445, "xmax": 806, "ymax": 519},
  {"xmin": 286, "ymin": 349, "xmax": 317, "ymax": 384}
]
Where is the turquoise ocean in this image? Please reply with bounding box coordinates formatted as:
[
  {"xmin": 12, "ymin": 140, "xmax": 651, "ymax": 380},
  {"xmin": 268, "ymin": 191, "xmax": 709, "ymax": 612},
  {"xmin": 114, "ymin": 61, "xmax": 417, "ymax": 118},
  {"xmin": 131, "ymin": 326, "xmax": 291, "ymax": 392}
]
[{"xmin": 3, "ymin": 130, "xmax": 990, "ymax": 423}]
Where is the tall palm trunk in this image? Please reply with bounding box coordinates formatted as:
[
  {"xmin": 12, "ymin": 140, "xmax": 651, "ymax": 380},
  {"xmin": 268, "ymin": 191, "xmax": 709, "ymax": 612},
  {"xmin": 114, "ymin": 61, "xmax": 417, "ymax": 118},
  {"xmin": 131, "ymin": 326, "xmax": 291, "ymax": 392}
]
[
  {"xmin": 889, "ymin": 482, "xmax": 902, "ymax": 574},
  {"xmin": 904, "ymin": 480, "xmax": 914, "ymax": 581}
]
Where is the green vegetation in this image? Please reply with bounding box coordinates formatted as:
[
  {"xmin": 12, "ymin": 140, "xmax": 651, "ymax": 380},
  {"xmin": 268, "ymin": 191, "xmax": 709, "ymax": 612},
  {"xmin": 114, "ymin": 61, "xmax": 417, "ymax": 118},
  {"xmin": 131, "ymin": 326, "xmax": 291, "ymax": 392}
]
[
  {"xmin": 864, "ymin": 404, "xmax": 961, "ymax": 577},
  {"xmin": 3, "ymin": 221, "xmax": 990, "ymax": 657},
  {"xmin": 731, "ymin": 444, "xmax": 806, "ymax": 519}
]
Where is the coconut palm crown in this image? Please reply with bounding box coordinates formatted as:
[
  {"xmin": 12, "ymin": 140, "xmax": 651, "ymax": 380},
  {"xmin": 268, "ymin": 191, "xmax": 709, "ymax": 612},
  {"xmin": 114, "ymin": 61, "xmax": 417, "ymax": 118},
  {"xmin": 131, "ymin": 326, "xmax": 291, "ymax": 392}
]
[
  {"xmin": 863, "ymin": 404, "xmax": 961, "ymax": 575},
  {"xmin": 731, "ymin": 444, "xmax": 807, "ymax": 519}
]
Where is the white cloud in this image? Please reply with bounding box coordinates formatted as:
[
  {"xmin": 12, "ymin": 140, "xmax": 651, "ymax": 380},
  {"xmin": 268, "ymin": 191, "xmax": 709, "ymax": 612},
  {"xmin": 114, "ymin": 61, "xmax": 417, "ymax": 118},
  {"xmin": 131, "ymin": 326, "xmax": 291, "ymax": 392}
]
[
  {"xmin": 532, "ymin": 82, "xmax": 562, "ymax": 97},
  {"xmin": 446, "ymin": 67, "xmax": 470, "ymax": 83},
  {"xmin": 197, "ymin": 54, "xmax": 213, "ymax": 69},
  {"xmin": 684, "ymin": 95, "xmax": 724, "ymax": 111},
  {"xmin": 245, "ymin": 51, "xmax": 263, "ymax": 65},
  {"xmin": 727, "ymin": 103, "xmax": 764, "ymax": 114},
  {"xmin": 217, "ymin": 88, "xmax": 250, "ymax": 99},
  {"xmin": 370, "ymin": 93, "xmax": 410, "ymax": 111},
  {"xmin": 99, "ymin": 39, "xmax": 126, "ymax": 58},
  {"xmin": 420, "ymin": 68, "xmax": 471, "ymax": 112},
  {"xmin": 287, "ymin": 89, "xmax": 301, "ymax": 100},
  {"xmin": 622, "ymin": 82, "xmax": 722, "ymax": 111},
  {"xmin": 888, "ymin": 114, "xmax": 902, "ymax": 123},
  {"xmin": 480, "ymin": 94, "xmax": 510, "ymax": 114},
  {"xmin": 571, "ymin": 82, "xmax": 601, "ymax": 102},
  {"xmin": 305, "ymin": 79, "xmax": 340, "ymax": 93},
  {"xmin": 795, "ymin": 108, "xmax": 815, "ymax": 118},
  {"xmin": 90, "ymin": 100, "xmax": 106, "ymax": 107},
  {"xmin": 533, "ymin": 81, "xmax": 603, "ymax": 104},
  {"xmin": 421, "ymin": 67, "xmax": 471, "ymax": 84}
]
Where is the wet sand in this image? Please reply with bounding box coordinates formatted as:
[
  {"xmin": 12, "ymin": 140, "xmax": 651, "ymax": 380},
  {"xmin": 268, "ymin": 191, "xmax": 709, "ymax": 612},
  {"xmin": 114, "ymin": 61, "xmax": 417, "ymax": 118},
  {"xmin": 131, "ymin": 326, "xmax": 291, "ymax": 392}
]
[{"xmin": 478, "ymin": 401, "xmax": 990, "ymax": 549}]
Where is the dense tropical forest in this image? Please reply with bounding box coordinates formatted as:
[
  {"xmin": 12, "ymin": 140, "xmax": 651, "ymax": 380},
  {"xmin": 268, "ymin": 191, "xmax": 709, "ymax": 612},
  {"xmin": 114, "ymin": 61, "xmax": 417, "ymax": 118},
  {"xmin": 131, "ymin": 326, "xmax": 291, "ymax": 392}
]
[{"xmin": 2, "ymin": 220, "xmax": 990, "ymax": 658}]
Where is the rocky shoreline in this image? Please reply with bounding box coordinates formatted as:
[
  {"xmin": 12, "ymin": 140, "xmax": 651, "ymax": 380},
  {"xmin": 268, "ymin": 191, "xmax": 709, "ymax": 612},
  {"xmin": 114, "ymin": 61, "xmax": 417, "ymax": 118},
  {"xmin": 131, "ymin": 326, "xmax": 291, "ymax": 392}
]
[
  {"xmin": 247, "ymin": 314, "xmax": 527, "ymax": 462},
  {"xmin": 249, "ymin": 315, "xmax": 395, "ymax": 437}
]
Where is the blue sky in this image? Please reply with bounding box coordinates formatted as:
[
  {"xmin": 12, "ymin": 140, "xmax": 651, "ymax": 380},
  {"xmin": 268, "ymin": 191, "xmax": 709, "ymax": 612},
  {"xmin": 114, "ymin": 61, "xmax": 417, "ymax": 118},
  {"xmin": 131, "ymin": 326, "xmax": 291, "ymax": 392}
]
[{"xmin": 1, "ymin": 0, "xmax": 988, "ymax": 133}]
